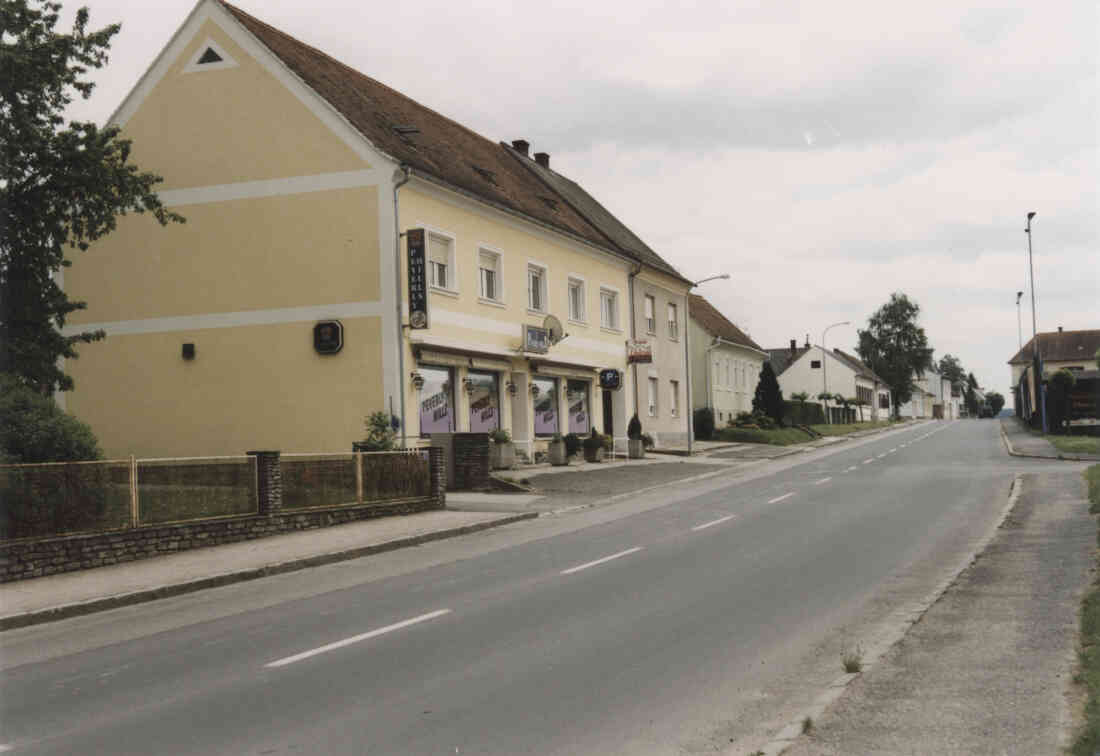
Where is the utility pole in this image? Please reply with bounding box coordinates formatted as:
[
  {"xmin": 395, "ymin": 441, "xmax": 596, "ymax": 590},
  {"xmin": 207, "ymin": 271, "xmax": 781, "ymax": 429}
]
[
  {"xmin": 1025, "ymin": 211, "xmax": 1045, "ymax": 432},
  {"xmin": 821, "ymin": 321, "xmax": 849, "ymax": 424}
]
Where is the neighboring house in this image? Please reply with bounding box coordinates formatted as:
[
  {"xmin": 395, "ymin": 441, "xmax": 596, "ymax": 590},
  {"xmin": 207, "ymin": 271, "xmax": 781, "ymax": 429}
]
[
  {"xmin": 926, "ymin": 369, "xmax": 960, "ymax": 419},
  {"xmin": 764, "ymin": 340, "xmax": 892, "ymax": 423},
  {"xmin": 687, "ymin": 294, "xmax": 767, "ymax": 425},
  {"xmin": 1009, "ymin": 327, "xmax": 1100, "ymax": 424},
  {"xmin": 59, "ymin": 0, "xmax": 690, "ymax": 458},
  {"xmin": 897, "ymin": 372, "xmax": 938, "ymax": 419}
]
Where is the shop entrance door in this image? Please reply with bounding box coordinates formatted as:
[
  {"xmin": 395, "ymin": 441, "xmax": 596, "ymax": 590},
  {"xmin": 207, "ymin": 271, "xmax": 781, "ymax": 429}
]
[{"xmin": 602, "ymin": 389, "xmax": 614, "ymax": 436}]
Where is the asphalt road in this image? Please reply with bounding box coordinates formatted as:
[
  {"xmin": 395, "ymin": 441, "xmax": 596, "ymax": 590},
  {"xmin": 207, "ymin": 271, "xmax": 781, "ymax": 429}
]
[{"xmin": 0, "ymin": 420, "xmax": 1069, "ymax": 755}]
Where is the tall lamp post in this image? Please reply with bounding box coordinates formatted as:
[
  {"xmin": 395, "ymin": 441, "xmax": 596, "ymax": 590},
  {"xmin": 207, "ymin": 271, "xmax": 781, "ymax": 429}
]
[
  {"xmin": 1015, "ymin": 291, "xmax": 1023, "ymax": 350},
  {"xmin": 1025, "ymin": 211, "xmax": 1045, "ymax": 431},
  {"xmin": 685, "ymin": 273, "xmax": 730, "ymax": 455},
  {"xmin": 821, "ymin": 321, "xmax": 850, "ymax": 424}
]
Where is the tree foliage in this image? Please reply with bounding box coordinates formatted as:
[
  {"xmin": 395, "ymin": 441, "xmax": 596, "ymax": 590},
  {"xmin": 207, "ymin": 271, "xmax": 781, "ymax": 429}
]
[
  {"xmin": 1048, "ymin": 369, "xmax": 1076, "ymax": 434},
  {"xmin": 856, "ymin": 293, "xmax": 934, "ymax": 417},
  {"xmin": 0, "ymin": 373, "xmax": 101, "ymax": 462},
  {"xmin": 753, "ymin": 362, "xmax": 784, "ymax": 425},
  {"xmin": 0, "ymin": 0, "xmax": 184, "ymax": 394},
  {"xmin": 938, "ymin": 354, "xmax": 966, "ymax": 388},
  {"xmin": 986, "ymin": 391, "xmax": 1005, "ymax": 416}
]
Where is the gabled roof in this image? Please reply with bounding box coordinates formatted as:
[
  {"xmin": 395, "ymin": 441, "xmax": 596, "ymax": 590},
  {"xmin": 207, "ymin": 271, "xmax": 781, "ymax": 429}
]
[
  {"xmin": 764, "ymin": 345, "xmax": 813, "ymax": 376},
  {"xmin": 221, "ymin": 2, "xmax": 683, "ymax": 279},
  {"xmin": 688, "ymin": 294, "xmax": 763, "ymax": 351},
  {"xmin": 1008, "ymin": 329, "xmax": 1100, "ymax": 365},
  {"xmin": 831, "ymin": 348, "xmax": 889, "ymax": 386}
]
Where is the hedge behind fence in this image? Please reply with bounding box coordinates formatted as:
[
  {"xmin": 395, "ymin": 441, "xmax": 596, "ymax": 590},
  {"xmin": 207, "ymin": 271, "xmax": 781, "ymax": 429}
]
[{"xmin": 783, "ymin": 401, "xmax": 826, "ymax": 426}]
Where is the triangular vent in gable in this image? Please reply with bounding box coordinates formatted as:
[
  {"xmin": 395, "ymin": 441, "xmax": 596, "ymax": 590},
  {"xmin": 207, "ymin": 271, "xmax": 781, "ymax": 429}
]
[{"xmin": 182, "ymin": 38, "xmax": 238, "ymax": 74}]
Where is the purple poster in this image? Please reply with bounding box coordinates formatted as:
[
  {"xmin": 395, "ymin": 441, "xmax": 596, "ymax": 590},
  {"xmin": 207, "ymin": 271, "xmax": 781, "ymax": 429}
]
[
  {"xmin": 567, "ymin": 380, "xmax": 589, "ymax": 434},
  {"xmin": 419, "ymin": 367, "xmax": 453, "ymax": 434},
  {"xmin": 533, "ymin": 378, "xmax": 558, "ymax": 436},
  {"xmin": 468, "ymin": 372, "xmax": 499, "ymax": 433}
]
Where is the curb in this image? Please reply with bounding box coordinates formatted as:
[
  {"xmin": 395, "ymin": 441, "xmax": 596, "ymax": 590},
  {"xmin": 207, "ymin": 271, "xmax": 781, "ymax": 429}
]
[
  {"xmin": 0, "ymin": 511, "xmax": 538, "ymax": 632},
  {"xmin": 999, "ymin": 421, "xmax": 1100, "ymax": 462},
  {"xmin": 753, "ymin": 472, "xmax": 1025, "ymax": 756}
]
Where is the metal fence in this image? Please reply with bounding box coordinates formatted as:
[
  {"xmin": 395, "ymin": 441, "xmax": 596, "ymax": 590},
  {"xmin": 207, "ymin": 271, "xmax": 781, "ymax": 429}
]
[
  {"xmin": 136, "ymin": 456, "xmax": 258, "ymax": 525},
  {"xmin": 0, "ymin": 459, "xmax": 132, "ymax": 540},
  {"xmin": 281, "ymin": 450, "xmax": 431, "ymax": 510}
]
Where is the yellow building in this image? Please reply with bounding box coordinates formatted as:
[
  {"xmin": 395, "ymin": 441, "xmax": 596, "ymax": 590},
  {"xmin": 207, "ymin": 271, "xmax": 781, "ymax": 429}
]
[{"xmin": 62, "ymin": 0, "xmax": 690, "ymax": 458}]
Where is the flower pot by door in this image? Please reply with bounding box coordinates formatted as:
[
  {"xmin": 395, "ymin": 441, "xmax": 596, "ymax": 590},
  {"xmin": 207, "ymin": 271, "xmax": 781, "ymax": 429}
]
[
  {"xmin": 628, "ymin": 439, "xmax": 645, "ymax": 459},
  {"xmin": 490, "ymin": 442, "xmax": 515, "ymax": 470},
  {"xmin": 549, "ymin": 441, "xmax": 568, "ymax": 466},
  {"xmin": 583, "ymin": 446, "xmax": 604, "ymax": 463}
]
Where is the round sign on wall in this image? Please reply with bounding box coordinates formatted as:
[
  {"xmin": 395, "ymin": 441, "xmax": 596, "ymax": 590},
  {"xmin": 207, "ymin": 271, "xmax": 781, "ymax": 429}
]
[
  {"xmin": 599, "ymin": 368, "xmax": 622, "ymax": 390},
  {"xmin": 313, "ymin": 320, "xmax": 344, "ymax": 354}
]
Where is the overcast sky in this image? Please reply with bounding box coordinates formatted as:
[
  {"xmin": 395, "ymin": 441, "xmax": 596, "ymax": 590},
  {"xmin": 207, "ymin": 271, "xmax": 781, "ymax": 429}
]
[{"xmin": 63, "ymin": 0, "xmax": 1097, "ymax": 399}]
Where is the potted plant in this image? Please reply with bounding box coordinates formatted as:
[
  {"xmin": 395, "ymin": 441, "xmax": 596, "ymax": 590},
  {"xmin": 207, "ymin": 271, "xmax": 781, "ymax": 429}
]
[
  {"xmin": 563, "ymin": 432, "xmax": 582, "ymax": 460},
  {"xmin": 548, "ymin": 433, "xmax": 568, "ymax": 466},
  {"xmin": 582, "ymin": 428, "xmax": 605, "ymax": 463},
  {"xmin": 489, "ymin": 428, "xmax": 515, "ymax": 470},
  {"xmin": 627, "ymin": 413, "xmax": 645, "ymax": 459}
]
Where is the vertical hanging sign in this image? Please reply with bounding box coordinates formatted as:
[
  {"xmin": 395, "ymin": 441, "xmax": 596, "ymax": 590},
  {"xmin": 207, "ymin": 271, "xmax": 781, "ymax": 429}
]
[{"xmin": 407, "ymin": 228, "xmax": 429, "ymax": 329}]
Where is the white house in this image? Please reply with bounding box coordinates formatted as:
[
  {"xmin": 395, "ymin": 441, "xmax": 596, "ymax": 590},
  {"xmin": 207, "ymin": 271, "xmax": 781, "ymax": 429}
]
[
  {"xmin": 688, "ymin": 294, "xmax": 768, "ymax": 425},
  {"xmin": 765, "ymin": 339, "xmax": 892, "ymax": 423}
]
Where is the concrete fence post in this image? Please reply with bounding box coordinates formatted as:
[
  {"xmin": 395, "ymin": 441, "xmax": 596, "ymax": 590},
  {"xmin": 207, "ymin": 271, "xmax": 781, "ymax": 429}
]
[
  {"xmin": 427, "ymin": 446, "xmax": 446, "ymax": 508},
  {"xmin": 129, "ymin": 454, "xmax": 138, "ymax": 529},
  {"xmin": 247, "ymin": 451, "xmax": 282, "ymax": 515}
]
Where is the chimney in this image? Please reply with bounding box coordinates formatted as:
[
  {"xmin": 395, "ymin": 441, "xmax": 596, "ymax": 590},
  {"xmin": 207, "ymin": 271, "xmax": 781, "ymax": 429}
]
[
  {"xmin": 511, "ymin": 139, "xmax": 529, "ymax": 156},
  {"xmin": 805, "ymin": 334, "xmax": 810, "ymax": 347},
  {"xmin": 534, "ymin": 152, "xmax": 550, "ymax": 168},
  {"xmin": 1058, "ymin": 326, "xmax": 1063, "ymax": 332},
  {"xmin": 789, "ymin": 339, "xmax": 796, "ymax": 352}
]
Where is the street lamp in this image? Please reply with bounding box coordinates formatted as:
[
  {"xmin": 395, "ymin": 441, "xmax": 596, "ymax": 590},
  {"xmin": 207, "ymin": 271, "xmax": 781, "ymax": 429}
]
[
  {"xmin": 821, "ymin": 321, "xmax": 850, "ymax": 424},
  {"xmin": 1025, "ymin": 211, "xmax": 1045, "ymax": 431},
  {"xmin": 685, "ymin": 273, "xmax": 731, "ymax": 455}
]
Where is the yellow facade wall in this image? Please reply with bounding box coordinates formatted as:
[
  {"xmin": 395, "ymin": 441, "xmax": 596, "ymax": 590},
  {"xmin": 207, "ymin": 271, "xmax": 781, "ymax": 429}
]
[
  {"xmin": 66, "ymin": 317, "xmax": 384, "ymax": 458},
  {"xmin": 66, "ymin": 187, "xmax": 380, "ymax": 325},
  {"xmin": 122, "ymin": 18, "xmax": 368, "ymax": 190}
]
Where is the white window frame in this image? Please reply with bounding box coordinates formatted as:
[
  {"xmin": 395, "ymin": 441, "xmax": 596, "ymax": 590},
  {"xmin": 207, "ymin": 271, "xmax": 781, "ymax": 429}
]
[
  {"xmin": 670, "ymin": 380, "xmax": 679, "ymax": 417},
  {"xmin": 478, "ymin": 247, "xmax": 503, "ymax": 305},
  {"xmin": 424, "ymin": 228, "xmax": 458, "ymax": 295},
  {"xmin": 567, "ymin": 275, "xmax": 586, "ymax": 323},
  {"xmin": 644, "ymin": 294, "xmax": 656, "ymax": 334},
  {"xmin": 648, "ymin": 376, "xmax": 658, "ymax": 417},
  {"xmin": 667, "ymin": 302, "xmax": 679, "ymax": 340},
  {"xmin": 600, "ymin": 286, "xmax": 620, "ymax": 331},
  {"xmin": 182, "ymin": 38, "xmax": 239, "ymax": 74},
  {"xmin": 527, "ymin": 261, "xmax": 548, "ymax": 314}
]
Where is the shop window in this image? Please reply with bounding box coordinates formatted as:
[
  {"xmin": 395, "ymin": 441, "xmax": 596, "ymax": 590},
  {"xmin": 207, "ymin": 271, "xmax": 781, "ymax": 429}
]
[
  {"xmin": 467, "ymin": 371, "xmax": 499, "ymax": 432},
  {"xmin": 418, "ymin": 365, "xmax": 454, "ymax": 435},
  {"xmin": 533, "ymin": 377, "xmax": 558, "ymax": 436},
  {"xmin": 567, "ymin": 379, "xmax": 590, "ymax": 434}
]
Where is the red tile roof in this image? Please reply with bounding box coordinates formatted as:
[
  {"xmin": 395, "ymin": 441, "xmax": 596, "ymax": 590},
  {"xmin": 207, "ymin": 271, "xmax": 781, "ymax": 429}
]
[
  {"xmin": 1008, "ymin": 329, "xmax": 1100, "ymax": 365},
  {"xmin": 688, "ymin": 294, "xmax": 762, "ymax": 351},
  {"xmin": 221, "ymin": 2, "xmax": 683, "ymax": 278}
]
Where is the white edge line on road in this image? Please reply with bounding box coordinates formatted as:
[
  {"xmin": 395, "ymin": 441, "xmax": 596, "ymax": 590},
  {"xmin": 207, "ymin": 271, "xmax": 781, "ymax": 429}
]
[
  {"xmin": 692, "ymin": 514, "xmax": 736, "ymax": 531},
  {"xmin": 767, "ymin": 492, "xmax": 795, "ymax": 504},
  {"xmin": 560, "ymin": 547, "xmax": 643, "ymax": 575},
  {"xmin": 876, "ymin": 453, "xmax": 888, "ymax": 459},
  {"xmin": 863, "ymin": 458, "xmax": 874, "ymax": 464},
  {"xmin": 0, "ymin": 745, "xmax": 11, "ymax": 753},
  {"xmin": 845, "ymin": 466, "xmax": 858, "ymax": 472},
  {"xmin": 265, "ymin": 609, "xmax": 452, "ymax": 668},
  {"xmin": 889, "ymin": 448, "xmax": 897, "ymax": 453},
  {"xmin": 814, "ymin": 477, "xmax": 832, "ymax": 485}
]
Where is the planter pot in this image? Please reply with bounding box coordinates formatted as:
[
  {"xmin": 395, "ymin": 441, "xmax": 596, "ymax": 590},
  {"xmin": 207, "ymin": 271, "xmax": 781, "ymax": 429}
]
[
  {"xmin": 489, "ymin": 442, "xmax": 515, "ymax": 470},
  {"xmin": 583, "ymin": 446, "xmax": 604, "ymax": 463},
  {"xmin": 628, "ymin": 439, "xmax": 645, "ymax": 459},
  {"xmin": 548, "ymin": 441, "xmax": 568, "ymax": 466}
]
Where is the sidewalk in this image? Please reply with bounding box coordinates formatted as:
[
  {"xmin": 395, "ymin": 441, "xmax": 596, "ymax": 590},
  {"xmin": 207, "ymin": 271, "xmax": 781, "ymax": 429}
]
[
  {"xmin": 0, "ymin": 509, "xmax": 534, "ymax": 631},
  {"xmin": 778, "ymin": 470, "xmax": 1094, "ymax": 755},
  {"xmin": 1001, "ymin": 416, "xmax": 1100, "ymax": 461}
]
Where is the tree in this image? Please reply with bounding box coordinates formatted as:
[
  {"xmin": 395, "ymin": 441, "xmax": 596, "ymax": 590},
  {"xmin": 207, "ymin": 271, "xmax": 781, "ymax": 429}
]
[
  {"xmin": 856, "ymin": 293, "xmax": 934, "ymax": 418},
  {"xmin": 964, "ymin": 372, "xmax": 980, "ymax": 417},
  {"xmin": 0, "ymin": 0, "xmax": 184, "ymax": 394},
  {"xmin": 753, "ymin": 362, "xmax": 784, "ymax": 425},
  {"xmin": 1048, "ymin": 369, "xmax": 1076, "ymax": 434},
  {"xmin": 938, "ymin": 354, "xmax": 966, "ymax": 389},
  {"xmin": 987, "ymin": 391, "xmax": 1005, "ymax": 416}
]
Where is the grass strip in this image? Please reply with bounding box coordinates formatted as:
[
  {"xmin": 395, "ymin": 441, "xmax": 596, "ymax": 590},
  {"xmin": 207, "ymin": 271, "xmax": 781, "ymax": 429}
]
[
  {"xmin": 1050, "ymin": 436, "xmax": 1100, "ymax": 456},
  {"xmin": 1072, "ymin": 464, "xmax": 1100, "ymax": 755},
  {"xmin": 715, "ymin": 427, "xmax": 814, "ymax": 446},
  {"xmin": 808, "ymin": 420, "xmax": 898, "ymax": 437}
]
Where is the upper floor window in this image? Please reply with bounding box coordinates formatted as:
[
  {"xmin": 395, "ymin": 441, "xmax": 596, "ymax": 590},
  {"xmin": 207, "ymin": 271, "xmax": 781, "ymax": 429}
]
[
  {"xmin": 568, "ymin": 278, "xmax": 586, "ymax": 322},
  {"xmin": 648, "ymin": 376, "xmax": 658, "ymax": 417},
  {"xmin": 528, "ymin": 264, "xmax": 547, "ymax": 312},
  {"xmin": 479, "ymin": 249, "xmax": 501, "ymax": 302},
  {"xmin": 428, "ymin": 232, "xmax": 455, "ymax": 291},
  {"xmin": 644, "ymin": 295, "xmax": 656, "ymax": 334},
  {"xmin": 667, "ymin": 303, "xmax": 678, "ymax": 340},
  {"xmin": 600, "ymin": 288, "xmax": 619, "ymax": 330}
]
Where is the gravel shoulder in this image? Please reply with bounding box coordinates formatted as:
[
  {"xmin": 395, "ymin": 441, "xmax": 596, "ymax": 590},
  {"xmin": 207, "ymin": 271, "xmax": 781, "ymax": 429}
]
[{"xmin": 782, "ymin": 470, "xmax": 1095, "ymax": 755}]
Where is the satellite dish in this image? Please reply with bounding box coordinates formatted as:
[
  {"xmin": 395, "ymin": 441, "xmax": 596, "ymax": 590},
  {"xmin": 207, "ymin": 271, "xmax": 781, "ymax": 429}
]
[{"xmin": 544, "ymin": 314, "xmax": 565, "ymax": 345}]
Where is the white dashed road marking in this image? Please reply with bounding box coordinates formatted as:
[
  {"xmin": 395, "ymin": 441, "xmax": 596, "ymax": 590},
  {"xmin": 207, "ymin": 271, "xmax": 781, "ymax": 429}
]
[
  {"xmin": 768, "ymin": 493, "xmax": 795, "ymax": 504},
  {"xmin": 561, "ymin": 547, "xmax": 643, "ymax": 575},
  {"xmin": 265, "ymin": 609, "xmax": 452, "ymax": 668},
  {"xmin": 863, "ymin": 458, "xmax": 874, "ymax": 464},
  {"xmin": 692, "ymin": 515, "xmax": 737, "ymax": 532},
  {"xmin": 845, "ymin": 466, "xmax": 858, "ymax": 472},
  {"xmin": 814, "ymin": 477, "xmax": 832, "ymax": 485}
]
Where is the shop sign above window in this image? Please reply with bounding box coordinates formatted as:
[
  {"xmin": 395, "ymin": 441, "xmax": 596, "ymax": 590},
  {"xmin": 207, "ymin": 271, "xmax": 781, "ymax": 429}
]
[
  {"xmin": 406, "ymin": 228, "xmax": 429, "ymax": 329},
  {"xmin": 313, "ymin": 320, "xmax": 343, "ymax": 354},
  {"xmin": 626, "ymin": 339, "xmax": 652, "ymax": 364}
]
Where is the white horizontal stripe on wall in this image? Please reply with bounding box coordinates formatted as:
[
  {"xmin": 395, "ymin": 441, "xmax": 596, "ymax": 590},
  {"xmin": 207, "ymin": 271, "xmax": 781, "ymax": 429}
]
[
  {"xmin": 431, "ymin": 308, "xmax": 622, "ymax": 358},
  {"xmin": 62, "ymin": 301, "xmax": 386, "ymax": 337},
  {"xmin": 158, "ymin": 169, "xmax": 388, "ymax": 207}
]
